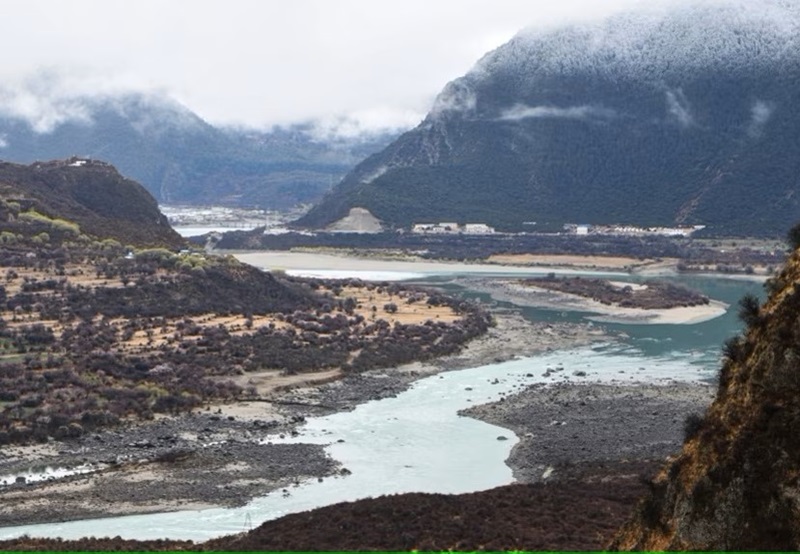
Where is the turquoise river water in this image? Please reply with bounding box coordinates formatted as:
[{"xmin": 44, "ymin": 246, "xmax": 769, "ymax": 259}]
[{"xmin": 0, "ymin": 268, "xmax": 762, "ymax": 541}]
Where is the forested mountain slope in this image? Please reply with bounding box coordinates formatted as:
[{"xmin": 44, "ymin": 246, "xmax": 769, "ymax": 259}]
[{"xmin": 299, "ymin": 2, "xmax": 800, "ymax": 236}]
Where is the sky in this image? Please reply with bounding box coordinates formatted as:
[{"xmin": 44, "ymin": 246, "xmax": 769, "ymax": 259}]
[{"xmin": 0, "ymin": 0, "xmax": 710, "ymax": 136}]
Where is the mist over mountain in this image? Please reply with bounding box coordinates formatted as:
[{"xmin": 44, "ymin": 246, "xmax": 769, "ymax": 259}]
[
  {"xmin": 0, "ymin": 92, "xmax": 396, "ymax": 210},
  {"xmin": 299, "ymin": 2, "xmax": 800, "ymax": 236}
]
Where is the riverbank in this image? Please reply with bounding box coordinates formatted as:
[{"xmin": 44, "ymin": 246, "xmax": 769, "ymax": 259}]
[
  {"xmin": 266, "ymin": 309, "xmax": 608, "ymax": 414},
  {"xmin": 232, "ymin": 250, "xmax": 632, "ymax": 277},
  {"xmin": 461, "ymin": 381, "xmax": 715, "ymax": 483},
  {"xmin": 231, "ymin": 249, "xmax": 776, "ymax": 281},
  {"xmin": 0, "ymin": 310, "xmax": 606, "ymax": 529},
  {"xmin": 0, "ymin": 374, "xmax": 716, "ymax": 549},
  {"xmin": 465, "ymin": 277, "xmax": 728, "ymax": 324},
  {"xmin": 0, "ymin": 414, "xmax": 340, "ymax": 527}
]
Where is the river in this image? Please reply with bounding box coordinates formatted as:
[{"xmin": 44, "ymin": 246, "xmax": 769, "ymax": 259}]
[{"xmin": 0, "ymin": 264, "xmax": 762, "ymax": 541}]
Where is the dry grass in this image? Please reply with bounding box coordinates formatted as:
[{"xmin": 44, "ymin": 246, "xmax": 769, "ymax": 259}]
[
  {"xmin": 333, "ymin": 285, "xmax": 460, "ymax": 325},
  {"xmin": 486, "ymin": 253, "xmax": 655, "ymax": 269},
  {"xmin": 0, "ymin": 265, "xmax": 462, "ymax": 361}
]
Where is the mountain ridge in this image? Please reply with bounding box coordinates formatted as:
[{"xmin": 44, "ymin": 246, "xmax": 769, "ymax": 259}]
[
  {"xmin": 0, "ymin": 93, "xmax": 396, "ymax": 210},
  {"xmin": 298, "ymin": 2, "xmax": 800, "ymax": 236}
]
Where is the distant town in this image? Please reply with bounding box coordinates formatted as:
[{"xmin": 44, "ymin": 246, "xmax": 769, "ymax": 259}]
[
  {"xmin": 410, "ymin": 221, "xmax": 706, "ymax": 238},
  {"xmin": 563, "ymin": 223, "xmax": 707, "ymax": 238},
  {"xmin": 163, "ymin": 205, "xmax": 713, "ymax": 240},
  {"xmin": 411, "ymin": 222, "xmax": 496, "ymax": 235}
]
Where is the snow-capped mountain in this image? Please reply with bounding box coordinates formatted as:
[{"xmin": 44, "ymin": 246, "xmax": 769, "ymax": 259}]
[{"xmin": 299, "ymin": 1, "xmax": 800, "ymax": 236}]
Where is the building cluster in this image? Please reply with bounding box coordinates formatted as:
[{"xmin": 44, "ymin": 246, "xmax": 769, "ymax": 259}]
[
  {"xmin": 564, "ymin": 223, "xmax": 706, "ymax": 237},
  {"xmin": 411, "ymin": 222, "xmax": 496, "ymax": 235}
]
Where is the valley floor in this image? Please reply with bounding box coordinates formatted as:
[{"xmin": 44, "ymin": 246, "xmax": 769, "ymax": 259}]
[
  {"xmin": 233, "ymin": 248, "xmax": 775, "ymax": 282},
  {"xmin": 0, "ymin": 249, "xmax": 722, "ymax": 548},
  {"xmin": 462, "ymin": 381, "xmax": 713, "ymax": 484},
  {"xmin": 0, "ymin": 310, "xmax": 602, "ymax": 528}
]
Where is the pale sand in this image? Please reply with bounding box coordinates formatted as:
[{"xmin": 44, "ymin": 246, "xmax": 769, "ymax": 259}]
[
  {"xmin": 586, "ymin": 300, "xmax": 729, "ymax": 325},
  {"xmin": 232, "ymin": 252, "xmax": 726, "ymax": 325},
  {"xmin": 1, "ymin": 443, "xmax": 60, "ymax": 463},
  {"xmin": 237, "ymin": 250, "xmax": 764, "ymax": 281},
  {"xmin": 232, "ymin": 251, "xmax": 631, "ymax": 276},
  {"xmin": 206, "ymin": 368, "xmax": 343, "ymax": 420}
]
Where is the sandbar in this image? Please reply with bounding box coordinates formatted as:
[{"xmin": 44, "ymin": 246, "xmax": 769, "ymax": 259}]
[
  {"xmin": 232, "ymin": 251, "xmax": 630, "ymax": 277},
  {"xmin": 471, "ymin": 279, "xmax": 728, "ymax": 325}
]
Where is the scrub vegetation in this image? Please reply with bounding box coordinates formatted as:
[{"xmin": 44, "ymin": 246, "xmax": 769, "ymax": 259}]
[{"xmin": 0, "ymin": 163, "xmax": 490, "ymax": 445}]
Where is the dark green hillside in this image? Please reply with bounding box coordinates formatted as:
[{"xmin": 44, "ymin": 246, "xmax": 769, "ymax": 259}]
[
  {"xmin": 0, "ymin": 158, "xmax": 183, "ymax": 248},
  {"xmin": 299, "ymin": 3, "xmax": 800, "ymax": 236}
]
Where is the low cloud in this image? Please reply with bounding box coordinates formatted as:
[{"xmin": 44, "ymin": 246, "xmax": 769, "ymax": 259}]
[
  {"xmin": 360, "ymin": 165, "xmax": 389, "ymax": 185},
  {"xmin": 498, "ymin": 104, "xmax": 617, "ymax": 121},
  {"xmin": 0, "ymin": 70, "xmax": 419, "ymax": 140},
  {"xmin": 0, "ymin": 86, "xmax": 92, "ymax": 134},
  {"xmin": 306, "ymin": 108, "xmax": 421, "ymax": 142},
  {"xmin": 0, "ymin": 135, "xmax": 7, "ymax": 148},
  {"xmin": 748, "ymin": 99, "xmax": 775, "ymax": 138},
  {"xmin": 0, "ymin": 68, "xmax": 172, "ymax": 134},
  {"xmin": 0, "ymin": 71, "xmax": 96, "ymax": 133},
  {"xmin": 666, "ymin": 89, "xmax": 694, "ymax": 128},
  {"xmin": 430, "ymin": 81, "xmax": 477, "ymax": 118}
]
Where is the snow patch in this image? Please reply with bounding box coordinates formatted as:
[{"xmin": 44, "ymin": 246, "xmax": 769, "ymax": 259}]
[
  {"xmin": 360, "ymin": 165, "xmax": 388, "ymax": 185},
  {"xmin": 0, "ymin": 463, "xmax": 104, "ymax": 487},
  {"xmin": 473, "ymin": 2, "xmax": 800, "ymax": 85},
  {"xmin": 665, "ymin": 89, "xmax": 694, "ymax": 128}
]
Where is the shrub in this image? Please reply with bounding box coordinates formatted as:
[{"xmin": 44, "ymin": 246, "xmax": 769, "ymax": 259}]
[
  {"xmin": 738, "ymin": 294, "xmax": 762, "ymax": 327},
  {"xmin": 722, "ymin": 335, "xmax": 745, "ymax": 362},
  {"xmin": 683, "ymin": 412, "xmax": 705, "ymax": 442}
]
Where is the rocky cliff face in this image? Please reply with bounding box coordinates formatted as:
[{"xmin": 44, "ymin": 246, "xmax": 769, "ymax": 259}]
[
  {"xmin": 299, "ymin": 1, "xmax": 800, "ymax": 236},
  {"xmin": 611, "ymin": 241, "xmax": 800, "ymax": 550}
]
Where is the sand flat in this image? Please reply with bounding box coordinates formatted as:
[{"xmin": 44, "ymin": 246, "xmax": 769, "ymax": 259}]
[{"xmin": 233, "ymin": 251, "xmax": 631, "ymax": 277}]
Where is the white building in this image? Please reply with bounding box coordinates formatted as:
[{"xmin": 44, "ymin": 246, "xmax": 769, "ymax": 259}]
[
  {"xmin": 411, "ymin": 222, "xmax": 460, "ymax": 234},
  {"xmin": 463, "ymin": 223, "xmax": 495, "ymax": 235}
]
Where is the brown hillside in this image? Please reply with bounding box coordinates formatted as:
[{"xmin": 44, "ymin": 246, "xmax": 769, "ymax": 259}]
[{"xmin": 611, "ymin": 247, "xmax": 800, "ymax": 550}]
